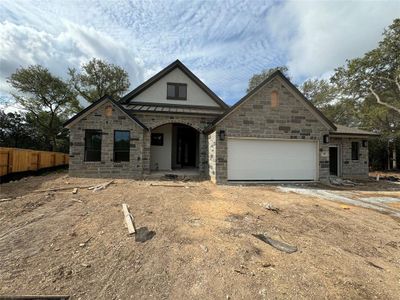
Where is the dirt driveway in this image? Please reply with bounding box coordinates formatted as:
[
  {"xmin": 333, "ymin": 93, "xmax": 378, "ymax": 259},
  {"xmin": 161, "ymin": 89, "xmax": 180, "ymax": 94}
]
[{"xmin": 1, "ymin": 172, "xmax": 400, "ymax": 299}]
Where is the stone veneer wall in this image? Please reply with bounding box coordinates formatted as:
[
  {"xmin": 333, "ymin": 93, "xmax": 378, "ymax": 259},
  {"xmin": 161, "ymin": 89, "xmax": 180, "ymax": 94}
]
[
  {"xmin": 69, "ymin": 100, "xmax": 145, "ymax": 178},
  {"xmin": 208, "ymin": 131, "xmax": 217, "ymax": 182},
  {"xmin": 330, "ymin": 137, "xmax": 369, "ymax": 178},
  {"xmin": 131, "ymin": 112, "xmax": 217, "ymax": 175},
  {"xmin": 212, "ymin": 76, "xmax": 331, "ymax": 184}
]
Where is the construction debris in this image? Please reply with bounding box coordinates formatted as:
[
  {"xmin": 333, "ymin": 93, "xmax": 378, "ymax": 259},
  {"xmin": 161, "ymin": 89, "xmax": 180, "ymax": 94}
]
[
  {"xmin": 330, "ymin": 178, "xmax": 357, "ymax": 187},
  {"xmin": 150, "ymin": 183, "xmax": 190, "ymax": 188},
  {"xmin": 79, "ymin": 237, "xmax": 92, "ymax": 248},
  {"xmin": 122, "ymin": 203, "xmax": 136, "ymax": 234},
  {"xmin": 252, "ymin": 233, "xmax": 298, "ymax": 254},
  {"xmin": 92, "ymin": 180, "xmax": 114, "ymax": 192},
  {"xmin": 135, "ymin": 227, "xmax": 156, "ymax": 242},
  {"xmin": 262, "ymin": 203, "xmax": 280, "ymax": 213},
  {"xmin": 33, "ymin": 185, "xmax": 92, "ymax": 193},
  {"xmin": 0, "ymin": 198, "xmax": 13, "ymax": 203}
]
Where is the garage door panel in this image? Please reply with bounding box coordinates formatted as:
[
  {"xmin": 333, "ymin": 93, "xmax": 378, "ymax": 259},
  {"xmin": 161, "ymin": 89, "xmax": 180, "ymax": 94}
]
[{"xmin": 227, "ymin": 139, "xmax": 317, "ymax": 181}]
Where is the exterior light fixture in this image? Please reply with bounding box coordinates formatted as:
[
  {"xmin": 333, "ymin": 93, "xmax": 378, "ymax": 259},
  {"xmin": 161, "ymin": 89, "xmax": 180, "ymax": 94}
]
[
  {"xmin": 323, "ymin": 134, "xmax": 329, "ymax": 144},
  {"xmin": 362, "ymin": 140, "xmax": 368, "ymax": 147},
  {"xmin": 219, "ymin": 130, "xmax": 225, "ymax": 141}
]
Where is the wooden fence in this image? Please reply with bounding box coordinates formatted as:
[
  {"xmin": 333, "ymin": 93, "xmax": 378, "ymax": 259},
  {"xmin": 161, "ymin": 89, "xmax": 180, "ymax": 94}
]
[{"xmin": 0, "ymin": 147, "xmax": 69, "ymax": 177}]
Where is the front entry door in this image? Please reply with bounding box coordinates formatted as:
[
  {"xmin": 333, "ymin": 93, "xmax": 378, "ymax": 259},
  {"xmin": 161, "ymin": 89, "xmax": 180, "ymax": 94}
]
[
  {"xmin": 176, "ymin": 127, "xmax": 197, "ymax": 167},
  {"xmin": 329, "ymin": 147, "xmax": 339, "ymax": 176}
]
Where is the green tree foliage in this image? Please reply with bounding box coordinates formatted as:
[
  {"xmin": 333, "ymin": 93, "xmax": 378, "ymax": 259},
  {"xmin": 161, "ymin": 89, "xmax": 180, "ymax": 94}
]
[
  {"xmin": 69, "ymin": 58, "xmax": 130, "ymax": 103},
  {"xmin": 331, "ymin": 18, "xmax": 400, "ymax": 115},
  {"xmin": 0, "ymin": 111, "xmax": 47, "ymax": 150},
  {"xmin": 7, "ymin": 65, "xmax": 80, "ymax": 151},
  {"xmin": 300, "ymin": 78, "xmax": 359, "ymax": 126},
  {"xmin": 247, "ymin": 66, "xmax": 289, "ymax": 93}
]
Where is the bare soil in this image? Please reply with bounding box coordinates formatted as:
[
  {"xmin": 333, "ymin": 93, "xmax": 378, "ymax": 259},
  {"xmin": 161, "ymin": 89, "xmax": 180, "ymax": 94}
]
[{"xmin": 1, "ymin": 172, "xmax": 400, "ymax": 299}]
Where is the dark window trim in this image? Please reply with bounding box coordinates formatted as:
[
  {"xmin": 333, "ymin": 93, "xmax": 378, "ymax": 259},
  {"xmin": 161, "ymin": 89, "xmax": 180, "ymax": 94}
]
[
  {"xmin": 151, "ymin": 133, "xmax": 164, "ymax": 146},
  {"xmin": 167, "ymin": 82, "xmax": 187, "ymax": 100},
  {"xmin": 84, "ymin": 129, "xmax": 102, "ymax": 162},
  {"xmin": 113, "ymin": 130, "xmax": 130, "ymax": 162},
  {"xmin": 351, "ymin": 141, "xmax": 359, "ymax": 160}
]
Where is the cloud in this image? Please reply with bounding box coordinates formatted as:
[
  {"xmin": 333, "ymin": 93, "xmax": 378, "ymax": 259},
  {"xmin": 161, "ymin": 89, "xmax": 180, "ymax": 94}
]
[
  {"xmin": 266, "ymin": 1, "xmax": 400, "ymax": 82},
  {"xmin": 0, "ymin": 0, "xmax": 398, "ymax": 106},
  {"xmin": 0, "ymin": 19, "xmax": 144, "ymax": 102}
]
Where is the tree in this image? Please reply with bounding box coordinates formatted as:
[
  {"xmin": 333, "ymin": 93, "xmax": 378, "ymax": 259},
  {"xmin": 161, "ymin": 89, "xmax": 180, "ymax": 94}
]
[
  {"xmin": 331, "ymin": 18, "xmax": 400, "ymax": 169},
  {"xmin": 0, "ymin": 110, "xmax": 48, "ymax": 150},
  {"xmin": 331, "ymin": 18, "xmax": 400, "ymax": 114},
  {"xmin": 300, "ymin": 78, "xmax": 359, "ymax": 126},
  {"xmin": 69, "ymin": 58, "xmax": 130, "ymax": 103},
  {"xmin": 247, "ymin": 66, "xmax": 289, "ymax": 93},
  {"xmin": 7, "ymin": 65, "xmax": 80, "ymax": 151}
]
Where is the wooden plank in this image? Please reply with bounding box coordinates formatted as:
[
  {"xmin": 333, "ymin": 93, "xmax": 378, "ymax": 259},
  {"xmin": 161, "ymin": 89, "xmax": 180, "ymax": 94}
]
[{"xmin": 122, "ymin": 203, "xmax": 136, "ymax": 234}]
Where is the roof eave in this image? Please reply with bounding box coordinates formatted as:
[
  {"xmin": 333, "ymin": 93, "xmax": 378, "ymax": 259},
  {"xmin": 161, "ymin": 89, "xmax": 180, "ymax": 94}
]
[{"xmin": 63, "ymin": 95, "xmax": 148, "ymax": 130}]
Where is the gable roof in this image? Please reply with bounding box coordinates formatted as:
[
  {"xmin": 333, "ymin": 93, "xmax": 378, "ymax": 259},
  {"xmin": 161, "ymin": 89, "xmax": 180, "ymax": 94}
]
[
  {"xmin": 120, "ymin": 59, "xmax": 229, "ymax": 109},
  {"xmin": 63, "ymin": 95, "xmax": 148, "ymax": 130},
  {"xmin": 331, "ymin": 124, "xmax": 379, "ymax": 137},
  {"xmin": 204, "ymin": 70, "xmax": 336, "ymax": 134}
]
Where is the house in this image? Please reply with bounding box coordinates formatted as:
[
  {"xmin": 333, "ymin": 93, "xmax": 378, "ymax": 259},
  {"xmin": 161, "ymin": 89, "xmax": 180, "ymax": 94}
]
[{"xmin": 64, "ymin": 60, "xmax": 378, "ymax": 184}]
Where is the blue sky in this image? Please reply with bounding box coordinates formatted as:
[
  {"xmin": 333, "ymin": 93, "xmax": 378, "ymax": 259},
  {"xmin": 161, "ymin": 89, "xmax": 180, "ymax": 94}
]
[{"xmin": 0, "ymin": 0, "xmax": 399, "ymax": 109}]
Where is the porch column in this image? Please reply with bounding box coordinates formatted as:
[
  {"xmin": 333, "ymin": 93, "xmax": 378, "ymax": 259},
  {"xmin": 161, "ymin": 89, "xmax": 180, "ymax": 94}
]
[{"xmin": 143, "ymin": 130, "xmax": 151, "ymax": 174}]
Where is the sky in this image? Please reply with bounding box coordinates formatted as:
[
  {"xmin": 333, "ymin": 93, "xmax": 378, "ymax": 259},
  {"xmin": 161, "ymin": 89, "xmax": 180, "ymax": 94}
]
[{"xmin": 0, "ymin": 0, "xmax": 399, "ymax": 110}]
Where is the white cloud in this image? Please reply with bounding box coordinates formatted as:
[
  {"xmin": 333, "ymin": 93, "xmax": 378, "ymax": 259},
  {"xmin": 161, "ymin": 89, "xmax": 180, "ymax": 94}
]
[
  {"xmin": 0, "ymin": 0, "xmax": 398, "ymax": 106},
  {"xmin": 0, "ymin": 20, "xmax": 144, "ymax": 100},
  {"xmin": 266, "ymin": 1, "xmax": 400, "ymax": 81}
]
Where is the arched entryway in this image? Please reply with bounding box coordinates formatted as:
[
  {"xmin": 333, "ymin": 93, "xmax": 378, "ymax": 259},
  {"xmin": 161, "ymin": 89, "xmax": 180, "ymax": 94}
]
[{"xmin": 150, "ymin": 123, "xmax": 200, "ymax": 172}]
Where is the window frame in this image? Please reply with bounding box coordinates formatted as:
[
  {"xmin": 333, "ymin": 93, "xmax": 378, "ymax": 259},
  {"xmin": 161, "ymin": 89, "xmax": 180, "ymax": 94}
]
[
  {"xmin": 351, "ymin": 141, "xmax": 359, "ymax": 160},
  {"xmin": 166, "ymin": 82, "xmax": 187, "ymax": 100},
  {"xmin": 84, "ymin": 129, "xmax": 102, "ymax": 162},
  {"xmin": 151, "ymin": 133, "xmax": 164, "ymax": 146},
  {"xmin": 113, "ymin": 130, "xmax": 130, "ymax": 162}
]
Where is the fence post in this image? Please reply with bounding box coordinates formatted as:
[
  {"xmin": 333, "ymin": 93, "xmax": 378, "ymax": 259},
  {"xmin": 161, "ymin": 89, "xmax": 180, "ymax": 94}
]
[{"xmin": 7, "ymin": 149, "xmax": 13, "ymax": 175}]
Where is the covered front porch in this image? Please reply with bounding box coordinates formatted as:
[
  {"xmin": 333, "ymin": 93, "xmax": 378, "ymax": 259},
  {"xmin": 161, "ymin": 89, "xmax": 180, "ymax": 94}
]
[{"xmin": 149, "ymin": 123, "xmax": 200, "ymax": 173}]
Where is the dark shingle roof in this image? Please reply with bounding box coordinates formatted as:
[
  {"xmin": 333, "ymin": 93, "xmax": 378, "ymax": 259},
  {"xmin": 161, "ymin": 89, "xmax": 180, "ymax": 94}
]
[{"xmin": 332, "ymin": 124, "xmax": 379, "ymax": 136}]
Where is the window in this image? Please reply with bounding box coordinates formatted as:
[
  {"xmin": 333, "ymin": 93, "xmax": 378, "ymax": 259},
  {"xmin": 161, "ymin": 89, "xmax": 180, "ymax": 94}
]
[
  {"xmin": 271, "ymin": 91, "xmax": 279, "ymax": 108},
  {"xmin": 84, "ymin": 130, "xmax": 102, "ymax": 161},
  {"xmin": 114, "ymin": 130, "xmax": 130, "ymax": 162},
  {"xmin": 167, "ymin": 83, "xmax": 187, "ymax": 100},
  {"xmin": 351, "ymin": 141, "xmax": 359, "ymax": 160},
  {"xmin": 151, "ymin": 133, "xmax": 164, "ymax": 146}
]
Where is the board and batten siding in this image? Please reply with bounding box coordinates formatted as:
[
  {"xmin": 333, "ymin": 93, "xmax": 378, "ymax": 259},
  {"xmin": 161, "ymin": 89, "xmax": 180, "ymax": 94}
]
[{"xmin": 129, "ymin": 68, "xmax": 220, "ymax": 107}]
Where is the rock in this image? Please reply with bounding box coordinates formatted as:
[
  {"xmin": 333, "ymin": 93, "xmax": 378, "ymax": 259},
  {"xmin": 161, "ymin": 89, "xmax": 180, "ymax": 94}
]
[
  {"xmin": 200, "ymin": 245, "xmax": 208, "ymax": 252},
  {"xmin": 81, "ymin": 263, "xmax": 91, "ymax": 268}
]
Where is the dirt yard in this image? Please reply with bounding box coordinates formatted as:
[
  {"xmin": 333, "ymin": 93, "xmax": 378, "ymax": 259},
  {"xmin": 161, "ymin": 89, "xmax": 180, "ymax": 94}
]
[{"xmin": 1, "ymin": 172, "xmax": 400, "ymax": 299}]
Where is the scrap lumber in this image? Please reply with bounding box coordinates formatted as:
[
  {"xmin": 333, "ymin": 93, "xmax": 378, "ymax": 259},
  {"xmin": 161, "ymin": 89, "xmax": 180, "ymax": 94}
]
[
  {"xmin": 0, "ymin": 198, "xmax": 13, "ymax": 203},
  {"xmin": 122, "ymin": 203, "xmax": 136, "ymax": 234},
  {"xmin": 150, "ymin": 183, "xmax": 190, "ymax": 188},
  {"xmin": 92, "ymin": 180, "xmax": 114, "ymax": 192},
  {"xmin": 33, "ymin": 185, "xmax": 92, "ymax": 193},
  {"xmin": 252, "ymin": 233, "xmax": 298, "ymax": 254}
]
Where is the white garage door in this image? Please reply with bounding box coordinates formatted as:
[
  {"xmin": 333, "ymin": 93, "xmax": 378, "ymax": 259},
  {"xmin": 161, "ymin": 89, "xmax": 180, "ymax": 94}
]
[{"xmin": 227, "ymin": 138, "xmax": 318, "ymax": 181}]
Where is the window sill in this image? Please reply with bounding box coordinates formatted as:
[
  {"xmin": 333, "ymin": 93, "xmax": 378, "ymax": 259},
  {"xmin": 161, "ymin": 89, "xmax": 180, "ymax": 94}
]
[{"xmin": 166, "ymin": 97, "xmax": 187, "ymax": 101}]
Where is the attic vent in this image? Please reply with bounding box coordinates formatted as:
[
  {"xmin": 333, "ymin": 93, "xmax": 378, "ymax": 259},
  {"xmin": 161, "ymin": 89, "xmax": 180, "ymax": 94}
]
[
  {"xmin": 271, "ymin": 91, "xmax": 279, "ymax": 108},
  {"xmin": 105, "ymin": 105, "xmax": 113, "ymax": 117}
]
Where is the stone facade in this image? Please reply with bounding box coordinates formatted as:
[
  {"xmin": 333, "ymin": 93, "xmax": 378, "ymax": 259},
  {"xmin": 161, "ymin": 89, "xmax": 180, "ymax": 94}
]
[
  {"xmin": 68, "ymin": 101, "xmax": 217, "ymax": 178},
  {"xmin": 208, "ymin": 131, "xmax": 217, "ymax": 182},
  {"xmin": 210, "ymin": 76, "xmax": 331, "ymax": 184},
  {"xmin": 131, "ymin": 112, "xmax": 216, "ymax": 175},
  {"xmin": 330, "ymin": 137, "xmax": 369, "ymax": 178},
  {"xmin": 67, "ymin": 81, "xmax": 371, "ymax": 182},
  {"xmin": 68, "ymin": 100, "xmax": 145, "ymax": 178}
]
